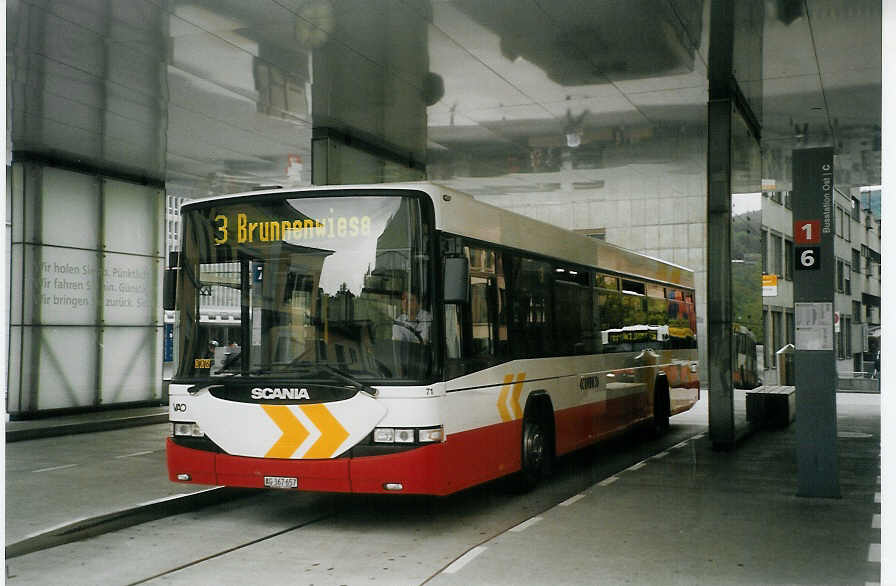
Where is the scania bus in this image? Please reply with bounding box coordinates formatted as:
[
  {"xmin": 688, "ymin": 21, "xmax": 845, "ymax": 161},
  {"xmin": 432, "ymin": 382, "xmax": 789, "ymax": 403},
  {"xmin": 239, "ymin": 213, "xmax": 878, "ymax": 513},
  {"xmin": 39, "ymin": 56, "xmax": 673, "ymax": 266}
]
[{"xmin": 166, "ymin": 182, "xmax": 699, "ymax": 495}]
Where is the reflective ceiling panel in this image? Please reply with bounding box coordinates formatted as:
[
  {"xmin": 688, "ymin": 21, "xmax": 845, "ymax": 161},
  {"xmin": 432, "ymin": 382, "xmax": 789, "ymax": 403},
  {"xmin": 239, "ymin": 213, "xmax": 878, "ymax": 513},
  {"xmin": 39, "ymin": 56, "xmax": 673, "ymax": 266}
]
[{"xmin": 6, "ymin": 0, "xmax": 881, "ymax": 195}]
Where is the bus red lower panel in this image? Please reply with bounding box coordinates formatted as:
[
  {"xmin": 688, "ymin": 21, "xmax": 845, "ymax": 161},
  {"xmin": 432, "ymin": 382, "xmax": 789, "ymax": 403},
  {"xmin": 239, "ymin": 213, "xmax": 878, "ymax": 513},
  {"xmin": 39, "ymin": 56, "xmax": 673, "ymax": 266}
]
[
  {"xmin": 440, "ymin": 419, "xmax": 522, "ymax": 493},
  {"xmin": 167, "ymin": 438, "xmax": 218, "ymax": 485},
  {"xmin": 216, "ymin": 451, "xmax": 352, "ymax": 493},
  {"xmin": 167, "ymin": 420, "xmax": 523, "ymax": 496},
  {"xmin": 166, "ymin": 438, "xmax": 352, "ymax": 493},
  {"xmin": 349, "ymin": 444, "xmax": 445, "ymax": 495},
  {"xmin": 554, "ymin": 395, "xmax": 643, "ymax": 456},
  {"xmin": 352, "ymin": 420, "xmax": 522, "ymax": 495}
]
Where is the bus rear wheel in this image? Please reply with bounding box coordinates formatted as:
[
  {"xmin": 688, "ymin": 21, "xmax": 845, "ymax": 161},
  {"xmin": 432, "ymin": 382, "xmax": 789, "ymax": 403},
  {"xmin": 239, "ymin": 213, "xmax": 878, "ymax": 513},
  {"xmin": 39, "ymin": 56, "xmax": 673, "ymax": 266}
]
[{"xmin": 653, "ymin": 377, "xmax": 671, "ymax": 436}]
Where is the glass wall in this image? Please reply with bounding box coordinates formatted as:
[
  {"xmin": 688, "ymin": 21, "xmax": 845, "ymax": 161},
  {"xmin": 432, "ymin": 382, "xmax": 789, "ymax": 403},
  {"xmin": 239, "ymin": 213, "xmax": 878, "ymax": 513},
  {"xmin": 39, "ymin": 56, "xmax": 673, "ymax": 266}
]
[{"xmin": 8, "ymin": 164, "xmax": 164, "ymax": 414}]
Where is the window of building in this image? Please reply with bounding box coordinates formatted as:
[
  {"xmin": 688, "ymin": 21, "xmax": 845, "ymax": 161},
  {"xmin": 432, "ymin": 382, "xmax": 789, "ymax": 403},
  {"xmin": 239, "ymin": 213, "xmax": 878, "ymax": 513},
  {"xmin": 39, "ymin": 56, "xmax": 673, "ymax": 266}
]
[
  {"xmin": 837, "ymin": 319, "xmax": 844, "ymax": 359},
  {"xmin": 773, "ymin": 310, "xmax": 783, "ymax": 355},
  {"xmin": 835, "ymin": 206, "xmax": 852, "ymax": 241},
  {"xmin": 784, "ymin": 239, "xmax": 793, "ymax": 280},
  {"xmin": 786, "ymin": 312, "xmax": 795, "ymax": 346},
  {"xmin": 844, "ymin": 264, "xmax": 851, "ymax": 295},
  {"xmin": 837, "ymin": 260, "xmax": 845, "ymax": 293},
  {"xmin": 853, "ymin": 300, "xmax": 862, "ymax": 323},
  {"xmin": 852, "ymin": 249, "xmax": 861, "ymax": 271},
  {"xmin": 772, "ymin": 234, "xmax": 783, "ymax": 276},
  {"xmin": 852, "ymin": 196, "xmax": 861, "ymax": 221},
  {"xmin": 761, "ymin": 229, "xmax": 768, "ymax": 274},
  {"xmin": 844, "ymin": 316, "xmax": 852, "ymax": 358}
]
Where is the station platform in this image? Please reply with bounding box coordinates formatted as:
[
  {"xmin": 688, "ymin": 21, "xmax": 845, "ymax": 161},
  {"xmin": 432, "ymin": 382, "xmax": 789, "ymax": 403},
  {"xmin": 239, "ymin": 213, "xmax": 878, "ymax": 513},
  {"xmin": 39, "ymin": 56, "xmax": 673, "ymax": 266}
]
[
  {"xmin": 431, "ymin": 392, "xmax": 883, "ymax": 585},
  {"xmin": 5, "ymin": 393, "xmax": 882, "ymax": 584},
  {"xmin": 6, "ymin": 405, "xmax": 168, "ymax": 442}
]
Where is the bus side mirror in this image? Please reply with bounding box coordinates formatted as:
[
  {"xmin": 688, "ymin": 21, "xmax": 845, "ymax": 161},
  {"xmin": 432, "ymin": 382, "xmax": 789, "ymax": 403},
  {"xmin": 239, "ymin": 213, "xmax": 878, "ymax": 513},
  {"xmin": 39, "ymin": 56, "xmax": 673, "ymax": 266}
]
[
  {"xmin": 443, "ymin": 257, "xmax": 469, "ymax": 304},
  {"xmin": 163, "ymin": 268, "xmax": 177, "ymax": 310}
]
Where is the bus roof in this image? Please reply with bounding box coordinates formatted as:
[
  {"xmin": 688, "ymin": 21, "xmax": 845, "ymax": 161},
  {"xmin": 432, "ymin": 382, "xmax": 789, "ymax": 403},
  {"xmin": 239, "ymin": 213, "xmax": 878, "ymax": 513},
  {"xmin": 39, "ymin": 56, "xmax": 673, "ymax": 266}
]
[{"xmin": 182, "ymin": 181, "xmax": 694, "ymax": 289}]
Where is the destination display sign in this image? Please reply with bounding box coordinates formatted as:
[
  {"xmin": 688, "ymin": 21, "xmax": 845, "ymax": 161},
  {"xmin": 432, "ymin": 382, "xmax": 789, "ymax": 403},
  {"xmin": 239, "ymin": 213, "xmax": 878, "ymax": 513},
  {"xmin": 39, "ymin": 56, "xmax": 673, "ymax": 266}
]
[{"xmin": 212, "ymin": 212, "xmax": 371, "ymax": 245}]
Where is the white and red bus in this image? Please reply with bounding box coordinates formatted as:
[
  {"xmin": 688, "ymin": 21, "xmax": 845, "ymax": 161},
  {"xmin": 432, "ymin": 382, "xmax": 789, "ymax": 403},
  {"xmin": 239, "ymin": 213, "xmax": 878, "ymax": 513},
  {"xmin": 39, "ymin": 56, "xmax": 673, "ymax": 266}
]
[{"xmin": 166, "ymin": 183, "xmax": 699, "ymax": 495}]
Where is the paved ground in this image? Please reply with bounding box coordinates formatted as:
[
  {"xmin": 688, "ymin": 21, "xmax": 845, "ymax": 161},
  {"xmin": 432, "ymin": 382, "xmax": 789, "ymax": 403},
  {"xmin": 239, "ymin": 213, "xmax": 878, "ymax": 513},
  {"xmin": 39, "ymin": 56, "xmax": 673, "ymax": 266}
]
[
  {"xmin": 6, "ymin": 419, "xmax": 206, "ymax": 545},
  {"xmin": 430, "ymin": 393, "xmax": 882, "ymax": 585},
  {"xmin": 4, "ymin": 393, "xmax": 882, "ymax": 585}
]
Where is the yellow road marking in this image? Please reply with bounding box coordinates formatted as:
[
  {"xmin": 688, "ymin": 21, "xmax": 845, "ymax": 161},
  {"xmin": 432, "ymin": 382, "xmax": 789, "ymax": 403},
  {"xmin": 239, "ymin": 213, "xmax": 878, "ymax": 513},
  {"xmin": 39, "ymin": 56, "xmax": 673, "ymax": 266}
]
[
  {"xmin": 262, "ymin": 405, "xmax": 309, "ymax": 458},
  {"xmin": 511, "ymin": 373, "xmax": 526, "ymax": 420},
  {"xmin": 497, "ymin": 373, "xmax": 515, "ymax": 422},
  {"xmin": 302, "ymin": 404, "xmax": 349, "ymax": 458}
]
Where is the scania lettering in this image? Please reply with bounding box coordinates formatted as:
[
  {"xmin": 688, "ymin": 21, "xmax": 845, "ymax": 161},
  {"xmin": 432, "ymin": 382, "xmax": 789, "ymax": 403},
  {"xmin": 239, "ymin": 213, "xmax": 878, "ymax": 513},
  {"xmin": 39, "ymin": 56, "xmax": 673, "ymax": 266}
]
[
  {"xmin": 166, "ymin": 182, "xmax": 699, "ymax": 495},
  {"xmin": 251, "ymin": 387, "xmax": 310, "ymax": 400}
]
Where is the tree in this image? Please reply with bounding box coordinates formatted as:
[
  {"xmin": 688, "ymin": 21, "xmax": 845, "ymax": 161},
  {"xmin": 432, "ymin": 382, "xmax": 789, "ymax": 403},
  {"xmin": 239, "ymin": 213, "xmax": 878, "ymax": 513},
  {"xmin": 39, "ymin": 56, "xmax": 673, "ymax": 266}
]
[{"xmin": 731, "ymin": 210, "xmax": 763, "ymax": 340}]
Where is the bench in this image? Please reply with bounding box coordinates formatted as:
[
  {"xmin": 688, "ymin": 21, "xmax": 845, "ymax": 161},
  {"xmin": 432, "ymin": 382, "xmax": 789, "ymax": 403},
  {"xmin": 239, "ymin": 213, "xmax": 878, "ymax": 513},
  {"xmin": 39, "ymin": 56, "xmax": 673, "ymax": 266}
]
[{"xmin": 745, "ymin": 385, "xmax": 796, "ymax": 428}]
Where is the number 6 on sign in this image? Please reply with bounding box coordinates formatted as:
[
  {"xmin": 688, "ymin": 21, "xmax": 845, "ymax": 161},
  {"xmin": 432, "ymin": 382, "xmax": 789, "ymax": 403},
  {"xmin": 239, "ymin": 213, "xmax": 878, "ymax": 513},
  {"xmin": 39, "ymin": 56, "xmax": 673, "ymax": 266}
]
[{"xmin": 795, "ymin": 246, "xmax": 820, "ymax": 270}]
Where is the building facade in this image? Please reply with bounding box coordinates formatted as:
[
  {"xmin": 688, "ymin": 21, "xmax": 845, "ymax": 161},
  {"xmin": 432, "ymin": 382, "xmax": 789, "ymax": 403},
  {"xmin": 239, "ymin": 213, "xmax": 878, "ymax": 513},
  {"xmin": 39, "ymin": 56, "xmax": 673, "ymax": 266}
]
[{"xmin": 760, "ymin": 188, "xmax": 881, "ymax": 384}]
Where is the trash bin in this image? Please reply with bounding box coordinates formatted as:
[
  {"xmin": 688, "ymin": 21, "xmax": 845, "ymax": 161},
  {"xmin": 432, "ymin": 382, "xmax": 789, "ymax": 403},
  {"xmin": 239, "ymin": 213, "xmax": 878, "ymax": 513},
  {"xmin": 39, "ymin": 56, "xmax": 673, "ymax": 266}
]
[{"xmin": 776, "ymin": 343, "xmax": 795, "ymax": 385}]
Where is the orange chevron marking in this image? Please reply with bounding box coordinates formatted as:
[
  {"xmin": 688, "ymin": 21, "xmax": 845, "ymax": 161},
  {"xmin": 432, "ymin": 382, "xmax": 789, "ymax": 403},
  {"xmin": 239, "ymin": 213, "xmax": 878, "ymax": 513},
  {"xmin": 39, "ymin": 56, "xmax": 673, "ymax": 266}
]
[
  {"xmin": 302, "ymin": 403, "xmax": 349, "ymax": 459},
  {"xmin": 497, "ymin": 373, "xmax": 515, "ymax": 422},
  {"xmin": 262, "ymin": 405, "xmax": 309, "ymax": 458},
  {"xmin": 510, "ymin": 373, "xmax": 526, "ymax": 420}
]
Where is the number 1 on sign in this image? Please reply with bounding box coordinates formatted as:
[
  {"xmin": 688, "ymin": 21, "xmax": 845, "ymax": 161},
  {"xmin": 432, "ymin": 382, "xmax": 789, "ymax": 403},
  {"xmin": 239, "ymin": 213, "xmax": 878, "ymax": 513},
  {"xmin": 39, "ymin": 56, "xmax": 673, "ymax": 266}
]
[{"xmin": 794, "ymin": 219, "xmax": 821, "ymax": 245}]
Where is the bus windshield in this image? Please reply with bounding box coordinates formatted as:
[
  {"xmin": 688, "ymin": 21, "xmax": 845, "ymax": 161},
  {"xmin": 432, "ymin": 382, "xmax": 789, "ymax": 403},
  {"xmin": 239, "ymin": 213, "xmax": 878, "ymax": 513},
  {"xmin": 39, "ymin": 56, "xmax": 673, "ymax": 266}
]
[{"xmin": 174, "ymin": 193, "xmax": 433, "ymax": 383}]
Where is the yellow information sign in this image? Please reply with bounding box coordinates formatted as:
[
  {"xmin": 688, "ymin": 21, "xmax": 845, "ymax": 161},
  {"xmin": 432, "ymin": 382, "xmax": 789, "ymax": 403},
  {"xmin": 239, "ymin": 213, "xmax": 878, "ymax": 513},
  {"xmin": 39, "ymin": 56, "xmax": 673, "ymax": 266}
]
[{"xmin": 762, "ymin": 273, "xmax": 778, "ymax": 297}]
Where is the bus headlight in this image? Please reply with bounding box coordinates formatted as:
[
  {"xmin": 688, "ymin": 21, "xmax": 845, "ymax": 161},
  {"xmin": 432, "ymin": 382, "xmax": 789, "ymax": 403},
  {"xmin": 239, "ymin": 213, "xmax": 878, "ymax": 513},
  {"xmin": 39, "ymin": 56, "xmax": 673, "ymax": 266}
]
[
  {"xmin": 394, "ymin": 429, "xmax": 415, "ymax": 443},
  {"xmin": 373, "ymin": 428, "xmax": 395, "ymax": 443},
  {"xmin": 372, "ymin": 426, "xmax": 444, "ymax": 444},
  {"xmin": 418, "ymin": 427, "xmax": 444, "ymax": 443},
  {"xmin": 171, "ymin": 422, "xmax": 204, "ymax": 437},
  {"xmin": 374, "ymin": 428, "xmax": 415, "ymax": 443}
]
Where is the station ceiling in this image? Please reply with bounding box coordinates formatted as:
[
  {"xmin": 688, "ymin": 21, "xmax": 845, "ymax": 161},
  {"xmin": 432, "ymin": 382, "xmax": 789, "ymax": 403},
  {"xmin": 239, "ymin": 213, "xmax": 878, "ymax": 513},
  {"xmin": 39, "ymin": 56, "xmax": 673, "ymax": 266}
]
[{"xmin": 7, "ymin": 0, "xmax": 882, "ymax": 196}]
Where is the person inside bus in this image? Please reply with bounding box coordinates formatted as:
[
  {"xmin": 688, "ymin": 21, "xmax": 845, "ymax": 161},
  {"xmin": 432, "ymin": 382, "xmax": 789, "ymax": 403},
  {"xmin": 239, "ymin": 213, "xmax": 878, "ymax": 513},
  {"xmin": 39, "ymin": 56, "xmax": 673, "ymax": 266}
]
[
  {"xmin": 217, "ymin": 340, "xmax": 241, "ymax": 371},
  {"xmin": 392, "ymin": 291, "xmax": 431, "ymax": 344}
]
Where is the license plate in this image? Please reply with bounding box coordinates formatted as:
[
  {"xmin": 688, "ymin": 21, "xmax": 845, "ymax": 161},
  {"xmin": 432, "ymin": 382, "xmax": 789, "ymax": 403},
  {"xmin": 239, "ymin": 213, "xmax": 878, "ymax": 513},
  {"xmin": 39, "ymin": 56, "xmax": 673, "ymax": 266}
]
[{"xmin": 264, "ymin": 476, "xmax": 298, "ymax": 489}]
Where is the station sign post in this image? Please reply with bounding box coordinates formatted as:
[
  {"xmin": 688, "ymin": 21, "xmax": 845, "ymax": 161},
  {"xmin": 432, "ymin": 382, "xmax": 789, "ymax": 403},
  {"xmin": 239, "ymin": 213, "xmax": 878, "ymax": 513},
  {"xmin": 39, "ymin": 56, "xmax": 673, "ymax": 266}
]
[{"xmin": 792, "ymin": 147, "xmax": 840, "ymax": 498}]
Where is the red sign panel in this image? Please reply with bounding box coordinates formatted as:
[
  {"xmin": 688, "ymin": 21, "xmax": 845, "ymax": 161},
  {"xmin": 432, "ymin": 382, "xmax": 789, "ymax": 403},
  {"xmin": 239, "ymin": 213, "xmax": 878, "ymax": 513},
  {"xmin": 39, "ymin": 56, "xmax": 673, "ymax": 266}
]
[{"xmin": 794, "ymin": 219, "xmax": 821, "ymax": 245}]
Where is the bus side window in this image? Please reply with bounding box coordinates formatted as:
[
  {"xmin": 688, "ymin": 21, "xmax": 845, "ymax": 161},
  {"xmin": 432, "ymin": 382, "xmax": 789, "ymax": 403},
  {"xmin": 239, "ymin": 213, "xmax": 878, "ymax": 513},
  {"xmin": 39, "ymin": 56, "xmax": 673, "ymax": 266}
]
[
  {"xmin": 445, "ymin": 245, "xmax": 504, "ymax": 378},
  {"xmin": 444, "ymin": 304, "xmax": 464, "ymax": 379},
  {"xmin": 470, "ymin": 275, "xmax": 495, "ymax": 358},
  {"xmin": 553, "ymin": 266, "xmax": 593, "ymax": 355},
  {"xmin": 508, "ymin": 256, "xmax": 553, "ymax": 359}
]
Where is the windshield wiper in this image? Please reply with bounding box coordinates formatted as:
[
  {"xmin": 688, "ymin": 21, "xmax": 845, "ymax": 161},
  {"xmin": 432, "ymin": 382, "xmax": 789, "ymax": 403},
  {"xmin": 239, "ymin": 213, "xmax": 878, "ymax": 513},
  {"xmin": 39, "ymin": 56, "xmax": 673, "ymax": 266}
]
[
  {"xmin": 290, "ymin": 361, "xmax": 378, "ymax": 397},
  {"xmin": 317, "ymin": 364, "xmax": 379, "ymax": 397}
]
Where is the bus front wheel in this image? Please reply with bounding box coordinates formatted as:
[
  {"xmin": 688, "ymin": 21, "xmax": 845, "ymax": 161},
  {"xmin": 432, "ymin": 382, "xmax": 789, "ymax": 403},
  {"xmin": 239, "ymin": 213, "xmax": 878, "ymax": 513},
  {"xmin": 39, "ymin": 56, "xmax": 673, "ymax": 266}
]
[{"xmin": 511, "ymin": 417, "xmax": 548, "ymax": 492}]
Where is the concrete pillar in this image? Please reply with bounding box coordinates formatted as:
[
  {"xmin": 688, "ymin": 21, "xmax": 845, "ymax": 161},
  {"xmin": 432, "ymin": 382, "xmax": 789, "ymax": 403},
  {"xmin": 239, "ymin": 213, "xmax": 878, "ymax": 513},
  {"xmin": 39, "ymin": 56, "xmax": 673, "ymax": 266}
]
[
  {"xmin": 706, "ymin": 0, "xmax": 763, "ymax": 448},
  {"xmin": 309, "ymin": 0, "xmax": 432, "ymax": 184}
]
